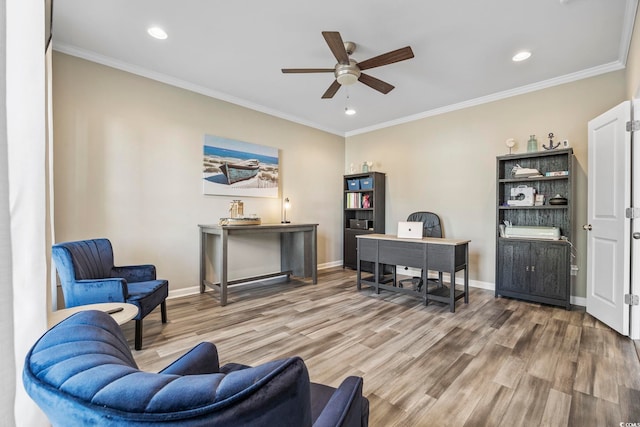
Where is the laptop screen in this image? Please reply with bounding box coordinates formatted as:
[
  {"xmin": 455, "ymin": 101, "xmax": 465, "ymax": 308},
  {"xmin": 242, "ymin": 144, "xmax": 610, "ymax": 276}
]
[{"xmin": 397, "ymin": 221, "xmax": 424, "ymax": 239}]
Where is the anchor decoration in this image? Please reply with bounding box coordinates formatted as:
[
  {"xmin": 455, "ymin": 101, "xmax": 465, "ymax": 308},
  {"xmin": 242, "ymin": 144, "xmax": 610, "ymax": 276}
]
[{"xmin": 543, "ymin": 132, "xmax": 561, "ymax": 150}]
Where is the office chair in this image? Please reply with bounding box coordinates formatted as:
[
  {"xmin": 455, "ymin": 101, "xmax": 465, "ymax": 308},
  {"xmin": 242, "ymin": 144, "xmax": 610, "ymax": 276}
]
[{"xmin": 398, "ymin": 211, "xmax": 444, "ymax": 291}]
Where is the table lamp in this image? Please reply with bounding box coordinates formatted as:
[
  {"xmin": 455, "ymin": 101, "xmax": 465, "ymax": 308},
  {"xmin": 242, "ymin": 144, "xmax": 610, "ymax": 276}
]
[{"xmin": 281, "ymin": 197, "xmax": 291, "ymax": 223}]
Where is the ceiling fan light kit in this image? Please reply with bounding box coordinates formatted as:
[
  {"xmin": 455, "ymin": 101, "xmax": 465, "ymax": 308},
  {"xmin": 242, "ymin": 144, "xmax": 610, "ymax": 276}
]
[
  {"xmin": 282, "ymin": 31, "xmax": 414, "ymax": 99},
  {"xmin": 335, "ymin": 60, "xmax": 361, "ymax": 86}
]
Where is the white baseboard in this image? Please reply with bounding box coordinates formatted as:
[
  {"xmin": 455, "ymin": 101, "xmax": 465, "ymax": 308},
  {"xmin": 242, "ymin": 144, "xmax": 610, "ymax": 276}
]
[
  {"xmin": 571, "ymin": 296, "xmax": 586, "ymax": 307},
  {"xmin": 167, "ymin": 286, "xmax": 200, "ymax": 300},
  {"xmin": 167, "ymin": 262, "xmax": 342, "ymax": 300},
  {"xmin": 319, "ymin": 260, "xmax": 343, "ymax": 269},
  {"xmin": 167, "ymin": 263, "xmax": 585, "ymax": 308}
]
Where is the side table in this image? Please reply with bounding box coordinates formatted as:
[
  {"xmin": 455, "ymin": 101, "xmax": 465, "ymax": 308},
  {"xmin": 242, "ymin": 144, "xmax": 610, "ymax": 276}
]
[{"xmin": 48, "ymin": 302, "xmax": 139, "ymax": 328}]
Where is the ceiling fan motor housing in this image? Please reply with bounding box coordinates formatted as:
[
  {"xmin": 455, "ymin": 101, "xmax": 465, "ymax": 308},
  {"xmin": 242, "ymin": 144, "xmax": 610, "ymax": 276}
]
[{"xmin": 335, "ymin": 59, "xmax": 361, "ymax": 86}]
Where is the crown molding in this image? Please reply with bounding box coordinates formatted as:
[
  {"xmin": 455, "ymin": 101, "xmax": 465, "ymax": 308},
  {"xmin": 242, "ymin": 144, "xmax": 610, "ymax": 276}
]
[
  {"xmin": 345, "ymin": 61, "xmax": 625, "ymax": 137},
  {"xmin": 53, "ymin": 43, "xmax": 345, "ymax": 137}
]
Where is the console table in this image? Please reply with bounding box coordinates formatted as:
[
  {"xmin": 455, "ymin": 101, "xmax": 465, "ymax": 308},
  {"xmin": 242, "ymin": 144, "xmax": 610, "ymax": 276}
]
[
  {"xmin": 199, "ymin": 223, "xmax": 318, "ymax": 306},
  {"xmin": 356, "ymin": 234, "xmax": 470, "ymax": 312}
]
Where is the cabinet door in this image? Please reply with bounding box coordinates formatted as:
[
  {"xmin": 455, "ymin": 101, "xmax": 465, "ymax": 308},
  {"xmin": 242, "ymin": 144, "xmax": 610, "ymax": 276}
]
[
  {"xmin": 344, "ymin": 229, "xmax": 359, "ymax": 269},
  {"xmin": 530, "ymin": 243, "xmax": 569, "ymax": 299},
  {"xmin": 497, "ymin": 240, "xmax": 529, "ymax": 294}
]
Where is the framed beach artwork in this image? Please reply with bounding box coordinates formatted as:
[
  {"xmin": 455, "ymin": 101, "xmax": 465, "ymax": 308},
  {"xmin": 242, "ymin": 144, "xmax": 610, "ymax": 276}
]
[{"xmin": 202, "ymin": 135, "xmax": 279, "ymax": 198}]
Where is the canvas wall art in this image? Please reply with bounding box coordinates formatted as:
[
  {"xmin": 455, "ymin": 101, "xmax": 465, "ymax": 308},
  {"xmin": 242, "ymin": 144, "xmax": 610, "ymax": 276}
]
[{"xmin": 203, "ymin": 135, "xmax": 279, "ymax": 198}]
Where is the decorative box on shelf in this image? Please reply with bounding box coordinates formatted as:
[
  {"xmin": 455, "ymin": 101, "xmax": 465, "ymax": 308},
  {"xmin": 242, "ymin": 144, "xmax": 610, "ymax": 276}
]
[
  {"xmin": 347, "ymin": 179, "xmax": 360, "ymax": 190},
  {"xmin": 359, "ymin": 178, "xmax": 373, "ymax": 189}
]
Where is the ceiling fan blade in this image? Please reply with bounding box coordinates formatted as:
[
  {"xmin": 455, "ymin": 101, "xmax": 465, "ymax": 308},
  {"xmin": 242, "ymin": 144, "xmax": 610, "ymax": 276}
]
[
  {"xmin": 358, "ymin": 46, "xmax": 414, "ymax": 70},
  {"xmin": 282, "ymin": 68, "xmax": 335, "ymax": 73},
  {"xmin": 321, "ymin": 80, "xmax": 341, "ymax": 99},
  {"xmin": 322, "ymin": 31, "xmax": 350, "ymax": 65},
  {"xmin": 358, "ymin": 73, "xmax": 395, "ymax": 94}
]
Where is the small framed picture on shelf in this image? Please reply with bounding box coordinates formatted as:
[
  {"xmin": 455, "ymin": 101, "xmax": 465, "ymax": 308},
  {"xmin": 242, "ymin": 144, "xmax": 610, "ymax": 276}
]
[{"xmin": 534, "ymin": 194, "xmax": 545, "ymax": 206}]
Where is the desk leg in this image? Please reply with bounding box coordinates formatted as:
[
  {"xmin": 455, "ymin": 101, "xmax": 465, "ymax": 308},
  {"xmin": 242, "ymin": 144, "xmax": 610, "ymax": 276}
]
[
  {"xmin": 356, "ymin": 241, "xmax": 361, "ymax": 290},
  {"xmin": 311, "ymin": 227, "xmax": 317, "ymax": 284},
  {"xmin": 281, "ymin": 227, "xmax": 317, "ymax": 284},
  {"xmin": 199, "ymin": 230, "xmax": 206, "ymax": 293},
  {"xmin": 423, "ymin": 266, "xmax": 429, "ymax": 306},
  {"xmin": 464, "ymin": 245, "xmax": 469, "ymax": 304},
  {"xmin": 449, "ymin": 269, "xmax": 456, "ymax": 313},
  {"xmin": 220, "ymin": 229, "xmax": 229, "ymax": 306}
]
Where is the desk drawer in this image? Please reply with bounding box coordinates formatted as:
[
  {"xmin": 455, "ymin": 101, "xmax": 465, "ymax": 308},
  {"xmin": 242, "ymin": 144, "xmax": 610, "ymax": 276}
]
[
  {"xmin": 378, "ymin": 240, "xmax": 425, "ymax": 267},
  {"xmin": 428, "ymin": 244, "xmax": 467, "ymax": 271},
  {"xmin": 358, "ymin": 238, "xmax": 378, "ymax": 262}
]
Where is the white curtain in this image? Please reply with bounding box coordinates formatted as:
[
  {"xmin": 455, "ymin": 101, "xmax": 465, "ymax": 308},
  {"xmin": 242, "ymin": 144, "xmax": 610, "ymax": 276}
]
[
  {"xmin": 2, "ymin": 0, "xmax": 51, "ymax": 425},
  {"xmin": 0, "ymin": 1, "xmax": 16, "ymax": 423}
]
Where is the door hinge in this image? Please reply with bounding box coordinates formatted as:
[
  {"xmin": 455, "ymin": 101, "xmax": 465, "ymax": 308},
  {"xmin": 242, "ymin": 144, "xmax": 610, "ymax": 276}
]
[
  {"xmin": 627, "ymin": 120, "xmax": 640, "ymax": 132},
  {"xmin": 626, "ymin": 207, "xmax": 640, "ymax": 219},
  {"xmin": 625, "ymin": 294, "xmax": 640, "ymax": 305}
]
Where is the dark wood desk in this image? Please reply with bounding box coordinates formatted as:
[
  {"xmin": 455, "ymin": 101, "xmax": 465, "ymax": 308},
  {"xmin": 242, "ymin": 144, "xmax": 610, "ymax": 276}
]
[
  {"xmin": 199, "ymin": 223, "xmax": 318, "ymax": 306},
  {"xmin": 356, "ymin": 234, "xmax": 470, "ymax": 312}
]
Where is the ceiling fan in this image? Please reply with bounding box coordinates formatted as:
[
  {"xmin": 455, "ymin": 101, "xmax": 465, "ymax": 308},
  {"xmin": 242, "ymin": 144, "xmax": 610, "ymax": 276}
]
[{"xmin": 281, "ymin": 31, "xmax": 414, "ymax": 99}]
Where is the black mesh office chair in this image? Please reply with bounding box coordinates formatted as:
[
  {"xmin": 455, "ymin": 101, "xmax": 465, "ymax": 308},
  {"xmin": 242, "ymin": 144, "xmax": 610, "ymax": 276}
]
[{"xmin": 399, "ymin": 211, "xmax": 444, "ymax": 291}]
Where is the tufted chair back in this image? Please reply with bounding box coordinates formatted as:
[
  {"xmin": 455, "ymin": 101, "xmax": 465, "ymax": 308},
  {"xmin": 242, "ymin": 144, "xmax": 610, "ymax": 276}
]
[{"xmin": 54, "ymin": 238, "xmax": 116, "ymax": 281}]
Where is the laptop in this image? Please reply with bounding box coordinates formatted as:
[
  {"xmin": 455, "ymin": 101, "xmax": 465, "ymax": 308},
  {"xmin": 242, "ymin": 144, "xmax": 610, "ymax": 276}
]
[{"xmin": 397, "ymin": 221, "xmax": 424, "ymax": 239}]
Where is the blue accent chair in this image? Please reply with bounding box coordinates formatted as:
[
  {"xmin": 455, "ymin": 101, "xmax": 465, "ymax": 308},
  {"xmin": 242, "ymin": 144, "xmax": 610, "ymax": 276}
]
[
  {"xmin": 51, "ymin": 238, "xmax": 168, "ymax": 350},
  {"xmin": 23, "ymin": 310, "xmax": 369, "ymax": 426}
]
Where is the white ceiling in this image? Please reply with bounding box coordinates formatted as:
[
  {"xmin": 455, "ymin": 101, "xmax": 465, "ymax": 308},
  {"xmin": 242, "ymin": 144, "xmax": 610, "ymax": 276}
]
[{"xmin": 52, "ymin": 0, "xmax": 637, "ymax": 136}]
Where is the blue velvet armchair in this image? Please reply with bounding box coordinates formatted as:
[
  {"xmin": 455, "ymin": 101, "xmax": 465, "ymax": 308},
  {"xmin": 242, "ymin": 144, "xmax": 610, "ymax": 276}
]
[
  {"xmin": 51, "ymin": 238, "xmax": 168, "ymax": 350},
  {"xmin": 23, "ymin": 310, "xmax": 369, "ymax": 426}
]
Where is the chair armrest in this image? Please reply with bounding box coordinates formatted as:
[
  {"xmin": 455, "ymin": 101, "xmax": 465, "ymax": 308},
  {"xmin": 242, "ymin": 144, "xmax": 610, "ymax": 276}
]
[
  {"xmin": 111, "ymin": 264, "xmax": 156, "ymax": 282},
  {"xmin": 313, "ymin": 376, "xmax": 368, "ymax": 427},
  {"xmin": 159, "ymin": 342, "xmax": 220, "ymax": 375},
  {"xmin": 64, "ymin": 278, "xmax": 127, "ymax": 307}
]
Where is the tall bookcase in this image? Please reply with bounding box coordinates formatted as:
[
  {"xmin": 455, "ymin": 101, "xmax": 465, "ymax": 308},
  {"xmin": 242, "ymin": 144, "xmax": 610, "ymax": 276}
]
[
  {"xmin": 495, "ymin": 148, "xmax": 574, "ymax": 309},
  {"xmin": 343, "ymin": 171, "xmax": 385, "ymax": 270}
]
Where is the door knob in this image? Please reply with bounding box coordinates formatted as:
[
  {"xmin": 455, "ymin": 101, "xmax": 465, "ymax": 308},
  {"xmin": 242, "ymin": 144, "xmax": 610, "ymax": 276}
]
[
  {"xmin": 634, "ymin": 232, "xmax": 640, "ymax": 240},
  {"xmin": 583, "ymin": 224, "xmax": 592, "ymax": 231}
]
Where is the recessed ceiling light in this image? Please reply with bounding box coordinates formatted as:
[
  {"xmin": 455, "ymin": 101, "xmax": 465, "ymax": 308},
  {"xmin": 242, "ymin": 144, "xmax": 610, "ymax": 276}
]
[
  {"xmin": 147, "ymin": 27, "xmax": 168, "ymax": 40},
  {"xmin": 512, "ymin": 51, "xmax": 532, "ymax": 62},
  {"xmin": 345, "ymin": 107, "xmax": 356, "ymax": 116}
]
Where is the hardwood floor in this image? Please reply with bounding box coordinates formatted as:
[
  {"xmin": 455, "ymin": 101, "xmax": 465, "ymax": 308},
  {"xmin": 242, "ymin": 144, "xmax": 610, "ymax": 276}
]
[{"xmin": 125, "ymin": 267, "xmax": 640, "ymax": 426}]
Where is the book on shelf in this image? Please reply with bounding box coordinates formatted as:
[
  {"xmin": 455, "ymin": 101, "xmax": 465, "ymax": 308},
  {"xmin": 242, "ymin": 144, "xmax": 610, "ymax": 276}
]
[
  {"xmin": 544, "ymin": 171, "xmax": 569, "ymax": 177},
  {"xmin": 346, "ymin": 193, "xmax": 361, "ymax": 209},
  {"xmin": 346, "ymin": 192, "xmax": 373, "ymax": 208}
]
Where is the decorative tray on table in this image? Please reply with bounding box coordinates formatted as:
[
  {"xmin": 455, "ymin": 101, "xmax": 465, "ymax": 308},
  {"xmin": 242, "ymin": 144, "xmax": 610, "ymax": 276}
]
[{"xmin": 218, "ymin": 217, "xmax": 262, "ymax": 226}]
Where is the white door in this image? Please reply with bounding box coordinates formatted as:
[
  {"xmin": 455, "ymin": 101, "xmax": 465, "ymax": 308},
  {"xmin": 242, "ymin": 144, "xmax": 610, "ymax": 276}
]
[
  {"xmin": 632, "ymin": 99, "xmax": 640, "ymax": 339},
  {"xmin": 586, "ymin": 101, "xmax": 631, "ymax": 335}
]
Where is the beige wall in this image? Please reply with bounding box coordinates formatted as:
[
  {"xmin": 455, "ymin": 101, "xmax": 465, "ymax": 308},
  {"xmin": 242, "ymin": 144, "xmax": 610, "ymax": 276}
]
[
  {"xmin": 346, "ymin": 71, "xmax": 626, "ymax": 297},
  {"xmin": 54, "ymin": 41, "xmax": 632, "ymax": 300},
  {"xmin": 53, "ymin": 53, "xmax": 345, "ymax": 294}
]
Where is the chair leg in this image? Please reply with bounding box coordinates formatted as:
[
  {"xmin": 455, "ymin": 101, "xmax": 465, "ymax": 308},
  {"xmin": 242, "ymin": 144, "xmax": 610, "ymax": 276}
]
[
  {"xmin": 135, "ymin": 319, "xmax": 143, "ymax": 351},
  {"xmin": 161, "ymin": 301, "xmax": 167, "ymax": 323}
]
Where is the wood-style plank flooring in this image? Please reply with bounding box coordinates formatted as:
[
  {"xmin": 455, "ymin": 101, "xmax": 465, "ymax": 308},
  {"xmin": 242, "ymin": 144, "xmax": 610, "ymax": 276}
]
[{"xmin": 125, "ymin": 267, "xmax": 640, "ymax": 426}]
